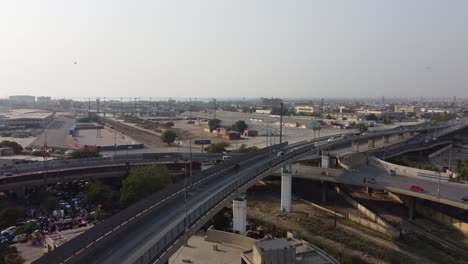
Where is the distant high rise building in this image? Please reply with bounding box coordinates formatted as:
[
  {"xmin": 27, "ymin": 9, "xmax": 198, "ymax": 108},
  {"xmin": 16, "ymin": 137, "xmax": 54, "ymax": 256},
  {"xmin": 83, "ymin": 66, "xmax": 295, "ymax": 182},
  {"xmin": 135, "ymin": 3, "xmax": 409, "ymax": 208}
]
[
  {"xmin": 9, "ymin": 95, "xmax": 35, "ymax": 104},
  {"xmin": 37, "ymin": 96, "xmax": 52, "ymax": 104},
  {"xmin": 261, "ymin": 97, "xmax": 282, "ymax": 106}
]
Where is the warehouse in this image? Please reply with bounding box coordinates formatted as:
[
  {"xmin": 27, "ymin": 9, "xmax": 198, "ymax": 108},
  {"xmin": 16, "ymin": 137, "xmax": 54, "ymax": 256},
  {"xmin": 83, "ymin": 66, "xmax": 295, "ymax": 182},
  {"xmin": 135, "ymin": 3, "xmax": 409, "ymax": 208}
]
[{"xmin": 2, "ymin": 109, "xmax": 54, "ymax": 128}]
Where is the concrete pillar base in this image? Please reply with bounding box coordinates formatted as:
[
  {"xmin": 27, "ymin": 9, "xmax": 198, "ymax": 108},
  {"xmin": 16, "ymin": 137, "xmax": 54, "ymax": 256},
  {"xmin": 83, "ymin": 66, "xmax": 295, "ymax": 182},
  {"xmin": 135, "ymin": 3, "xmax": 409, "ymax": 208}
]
[
  {"xmin": 383, "ymin": 135, "xmax": 390, "ymax": 144},
  {"xmin": 321, "ymin": 155, "xmax": 330, "ymax": 169},
  {"xmin": 281, "ymin": 165, "xmax": 293, "ymax": 212},
  {"xmin": 233, "ymin": 198, "xmax": 247, "ymax": 235},
  {"xmin": 351, "ymin": 141, "xmax": 359, "ymax": 152},
  {"xmin": 368, "ymin": 138, "xmax": 375, "ymax": 149}
]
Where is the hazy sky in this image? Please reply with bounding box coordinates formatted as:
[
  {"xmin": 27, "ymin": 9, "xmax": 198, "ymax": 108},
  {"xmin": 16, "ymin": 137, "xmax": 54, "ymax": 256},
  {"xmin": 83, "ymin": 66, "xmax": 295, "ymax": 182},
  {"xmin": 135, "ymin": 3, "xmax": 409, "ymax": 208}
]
[{"xmin": 1, "ymin": 0, "xmax": 467, "ymax": 99}]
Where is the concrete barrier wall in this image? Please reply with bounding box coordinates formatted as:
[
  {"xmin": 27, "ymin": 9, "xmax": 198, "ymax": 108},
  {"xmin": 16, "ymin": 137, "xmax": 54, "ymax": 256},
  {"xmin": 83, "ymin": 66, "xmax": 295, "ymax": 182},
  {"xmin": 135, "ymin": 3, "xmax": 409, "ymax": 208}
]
[
  {"xmin": 336, "ymin": 156, "xmax": 351, "ymax": 171},
  {"xmin": 346, "ymin": 213, "xmax": 399, "ymax": 238},
  {"xmin": 389, "ymin": 192, "xmax": 468, "ymax": 236},
  {"xmin": 370, "ymin": 156, "xmax": 450, "ymax": 182},
  {"xmin": 205, "ymin": 228, "xmax": 257, "ymax": 249},
  {"xmin": 414, "ymin": 203, "xmax": 468, "ymax": 236},
  {"xmin": 334, "ymin": 186, "xmax": 400, "ymax": 238},
  {"xmin": 428, "ymin": 144, "xmax": 452, "ymax": 159}
]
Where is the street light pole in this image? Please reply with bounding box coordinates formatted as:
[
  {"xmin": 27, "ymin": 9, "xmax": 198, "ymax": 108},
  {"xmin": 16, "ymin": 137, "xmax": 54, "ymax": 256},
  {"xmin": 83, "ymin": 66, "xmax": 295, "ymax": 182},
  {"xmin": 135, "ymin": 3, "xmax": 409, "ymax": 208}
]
[
  {"xmin": 279, "ymin": 102, "xmax": 283, "ymax": 144},
  {"xmin": 436, "ymin": 169, "xmax": 441, "ymax": 198}
]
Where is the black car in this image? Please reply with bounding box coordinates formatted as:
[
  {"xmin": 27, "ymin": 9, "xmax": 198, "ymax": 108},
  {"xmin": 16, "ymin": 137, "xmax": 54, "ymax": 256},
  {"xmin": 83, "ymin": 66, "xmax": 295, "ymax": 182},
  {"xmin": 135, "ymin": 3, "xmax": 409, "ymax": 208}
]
[{"xmin": 461, "ymin": 196, "xmax": 468, "ymax": 202}]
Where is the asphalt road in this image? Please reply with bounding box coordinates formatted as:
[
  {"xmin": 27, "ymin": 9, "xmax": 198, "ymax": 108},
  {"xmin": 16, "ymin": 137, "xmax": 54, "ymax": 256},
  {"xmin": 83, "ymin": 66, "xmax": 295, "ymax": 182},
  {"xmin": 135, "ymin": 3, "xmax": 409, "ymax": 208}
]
[
  {"xmin": 88, "ymin": 146, "xmax": 277, "ymax": 264},
  {"xmin": 292, "ymin": 163, "xmax": 468, "ymax": 208}
]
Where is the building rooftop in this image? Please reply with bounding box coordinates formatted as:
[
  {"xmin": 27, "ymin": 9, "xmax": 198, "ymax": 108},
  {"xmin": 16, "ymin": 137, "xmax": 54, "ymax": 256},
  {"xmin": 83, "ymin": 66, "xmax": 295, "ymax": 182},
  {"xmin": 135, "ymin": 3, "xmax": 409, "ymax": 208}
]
[{"xmin": 256, "ymin": 238, "xmax": 292, "ymax": 251}]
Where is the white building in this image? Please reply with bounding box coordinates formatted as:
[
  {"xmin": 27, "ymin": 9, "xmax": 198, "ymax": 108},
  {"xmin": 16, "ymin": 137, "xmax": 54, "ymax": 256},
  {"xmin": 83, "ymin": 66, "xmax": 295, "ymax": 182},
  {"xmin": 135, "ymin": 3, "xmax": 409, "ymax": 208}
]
[
  {"xmin": 3, "ymin": 109, "xmax": 54, "ymax": 127},
  {"xmin": 294, "ymin": 106, "xmax": 314, "ymax": 114}
]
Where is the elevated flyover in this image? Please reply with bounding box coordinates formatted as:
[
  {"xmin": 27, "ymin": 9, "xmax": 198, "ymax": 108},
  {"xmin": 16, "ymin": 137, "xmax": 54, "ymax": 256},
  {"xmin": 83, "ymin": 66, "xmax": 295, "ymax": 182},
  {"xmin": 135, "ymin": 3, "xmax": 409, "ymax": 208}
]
[{"xmin": 30, "ymin": 117, "xmax": 468, "ymax": 264}]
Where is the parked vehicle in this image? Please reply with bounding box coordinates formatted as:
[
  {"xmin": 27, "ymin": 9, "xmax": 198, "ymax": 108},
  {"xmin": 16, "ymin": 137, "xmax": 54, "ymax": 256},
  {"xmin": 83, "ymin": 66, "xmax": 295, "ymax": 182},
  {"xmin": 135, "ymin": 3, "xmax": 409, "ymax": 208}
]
[
  {"xmin": 327, "ymin": 137, "xmax": 334, "ymax": 143},
  {"xmin": 461, "ymin": 196, "xmax": 468, "ymax": 202},
  {"xmin": 222, "ymin": 156, "xmax": 231, "ymax": 161},
  {"xmin": 1, "ymin": 226, "xmax": 16, "ymax": 236},
  {"xmin": 12, "ymin": 234, "xmax": 27, "ymax": 243},
  {"xmin": 277, "ymin": 151, "xmax": 284, "ymax": 157},
  {"xmin": 409, "ymin": 185, "xmax": 424, "ymax": 192},
  {"xmin": 3, "ymin": 172, "xmax": 12, "ymax": 176}
]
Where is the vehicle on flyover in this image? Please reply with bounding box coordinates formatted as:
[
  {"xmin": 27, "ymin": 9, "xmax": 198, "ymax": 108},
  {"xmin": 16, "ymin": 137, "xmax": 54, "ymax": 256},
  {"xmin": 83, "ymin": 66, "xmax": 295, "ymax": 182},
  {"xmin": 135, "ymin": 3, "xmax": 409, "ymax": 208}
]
[{"xmin": 410, "ymin": 185, "xmax": 424, "ymax": 193}]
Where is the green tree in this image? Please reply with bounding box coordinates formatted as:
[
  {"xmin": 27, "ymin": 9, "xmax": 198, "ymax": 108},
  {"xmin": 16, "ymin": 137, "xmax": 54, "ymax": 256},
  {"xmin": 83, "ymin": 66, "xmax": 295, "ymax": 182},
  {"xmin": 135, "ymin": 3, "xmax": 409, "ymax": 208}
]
[
  {"xmin": 205, "ymin": 142, "xmax": 230, "ymax": 153},
  {"xmin": 164, "ymin": 122, "xmax": 174, "ymax": 128},
  {"xmin": 161, "ymin": 130, "xmax": 177, "ymax": 145},
  {"xmin": 208, "ymin": 119, "xmax": 221, "ymax": 131},
  {"xmin": 0, "ymin": 207, "xmax": 23, "ymax": 227},
  {"xmin": 326, "ymin": 114, "xmax": 333, "ymax": 119},
  {"xmin": 383, "ymin": 116, "xmax": 392, "ymax": 124},
  {"xmin": 15, "ymin": 223, "xmax": 38, "ymax": 235},
  {"xmin": 356, "ymin": 123, "xmax": 368, "ymax": 133},
  {"xmin": 365, "ymin": 114, "xmax": 378, "ymax": 121},
  {"xmin": 0, "ymin": 244, "xmax": 22, "ymax": 264},
  {"xmin": 458, "ymin": 160, "xmax": 468, "ymax": 181},
  {"xmin": 231, "ymin": 144, "xmax": 258, "ymax": 153},
  {"xmin": 68, "ymin": 149, "xmax": 102, "ymax": 159},
  {"xmin": 232, "ymin": 120, "xmax": 248, "ymax": 133},
  {"xmin": 84, "ymin": 182, "xmax": 118, "ymax": 210},
  {"xmin": 0, "ymin": 141, "xmax": 23, "ymax": 154},
  {"xmin": 270, "ymin": 106, "xmax": 287, "ymax": 116},
  {"xmin": 40, "ymin": 195, "xmax": 58, "ymax": 214},
  {"xmin": 241, "ymin": 106, "xmax": 252, "ymax": 113},
  {"xmin": 120, "ymin": 165, "xmax": 171, "ymax": 205}
]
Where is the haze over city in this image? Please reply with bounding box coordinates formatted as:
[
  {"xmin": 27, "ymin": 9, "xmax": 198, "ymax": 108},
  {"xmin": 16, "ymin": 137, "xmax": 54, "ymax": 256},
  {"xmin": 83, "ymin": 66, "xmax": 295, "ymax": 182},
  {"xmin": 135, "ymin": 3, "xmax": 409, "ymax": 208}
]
[
  {"xmin": 2, "ymin": 2, "xmax": 468, "ymax": 264},
  {"xmin": 1, "ymin": 0, "xmax": 468, "ymax": 99}
]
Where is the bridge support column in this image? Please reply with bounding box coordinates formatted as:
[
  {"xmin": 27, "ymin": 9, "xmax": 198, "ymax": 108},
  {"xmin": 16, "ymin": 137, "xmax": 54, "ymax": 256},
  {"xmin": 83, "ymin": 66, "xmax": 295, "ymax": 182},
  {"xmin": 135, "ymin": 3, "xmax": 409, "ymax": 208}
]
[
  {"xmin": 281, "ymin": 165, "xmax": 293, "ymax": 212},
  {"xmin": 365, "ymin": 186, "xmax": 372, "ymax": 195},
  {"xmin": 233, "ymin": 198, "xmax": 247, "ymax": 235},
  {"xmin": 321, "ymin": 154, "xmax": 330, "ymax": 169},
  {"xmin": 351, "ymin": 141, "xmax": 359, "ymax": 152},
  {"xmin": 408, "ymin": 197, "xmax": 416, "ymax": 220},
  {"xmin": 383, "ymin": 135, "xmax": 390, "ymax": 144},
  {"xmin": 321, "ymin": 182, "xmax": 328, "ymax": 203},
  {"xmin": 368, "ymin": 138, "xmax": 375, "ymax": 149},
  {"xmin": 103, "ymin": 112, "xmax": 106, "ymax": 117},
  {"xmin": 398, "ymin": 133, "xmax": 404, "ymax": 140}
]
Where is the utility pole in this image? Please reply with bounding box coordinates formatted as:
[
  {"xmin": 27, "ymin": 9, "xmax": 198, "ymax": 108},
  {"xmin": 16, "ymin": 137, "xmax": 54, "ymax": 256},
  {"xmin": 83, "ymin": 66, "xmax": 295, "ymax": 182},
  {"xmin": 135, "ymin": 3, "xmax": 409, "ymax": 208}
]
[
  {"xmin": 134, "ymin": 97, "xmax": 137, "ymax": 113},
  {"xmin": 279, "ymin": 102, "xmax": 283, "ymax": 144},
  {"xmin": 213, "ymin": 98, "xmax": 217, "ymax": 119},
  {"xmin": 189, "ymin": 98, "xmax": 192, "ymax": 118}
]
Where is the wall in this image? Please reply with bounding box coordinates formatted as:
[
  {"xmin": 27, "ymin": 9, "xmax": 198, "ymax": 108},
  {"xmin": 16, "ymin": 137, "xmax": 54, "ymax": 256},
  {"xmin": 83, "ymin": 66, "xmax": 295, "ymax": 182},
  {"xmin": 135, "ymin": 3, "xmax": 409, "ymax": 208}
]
[
  {"xmin": 206, "ymin": 227, "xmax": 257, "ymax": 250},
  {"xmin": 334, "ymin": 186, "xmax": 400, "ymax": 238},
  {"xmin": 370, "ymin": 156, "xmax": 450, "ymax": 182},
  {"xmin": 389, "ymin": 192, "xmax": 468, "ymax": 236}
]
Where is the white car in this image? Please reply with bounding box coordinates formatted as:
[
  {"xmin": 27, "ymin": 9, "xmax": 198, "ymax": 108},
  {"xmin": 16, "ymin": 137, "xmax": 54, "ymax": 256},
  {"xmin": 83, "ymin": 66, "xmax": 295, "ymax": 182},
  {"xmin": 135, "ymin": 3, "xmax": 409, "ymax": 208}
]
[
  {"xmin": 222, "ymin": 156, "xmax": 231, "ymax": 161},
  {"xmin": 327, "ymin": 137, "xmax": 334, "ymax": 143},
  {"xmin": 1, "ymin": 226, "xmax": 16, "ymax": 236},
  {"xmin": 277, "ymin": 151, "xmax": 285, "ymax": 157}
]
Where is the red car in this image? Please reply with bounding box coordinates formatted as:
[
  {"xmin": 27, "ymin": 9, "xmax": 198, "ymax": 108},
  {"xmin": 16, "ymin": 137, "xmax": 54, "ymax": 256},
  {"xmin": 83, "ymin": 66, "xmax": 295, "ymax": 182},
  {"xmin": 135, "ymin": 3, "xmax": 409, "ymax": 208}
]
[{"xmin": 410, "ymin": 185, "xmax": 424, "ymax": 192}]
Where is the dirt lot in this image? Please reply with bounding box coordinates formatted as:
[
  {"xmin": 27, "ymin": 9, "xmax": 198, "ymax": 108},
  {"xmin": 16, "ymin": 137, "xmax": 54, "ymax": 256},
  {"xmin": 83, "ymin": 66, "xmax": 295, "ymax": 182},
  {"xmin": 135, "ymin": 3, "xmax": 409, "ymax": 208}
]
[{"xmin": 245, "ymin": 179, "xmax": 468, "ymax": 264}]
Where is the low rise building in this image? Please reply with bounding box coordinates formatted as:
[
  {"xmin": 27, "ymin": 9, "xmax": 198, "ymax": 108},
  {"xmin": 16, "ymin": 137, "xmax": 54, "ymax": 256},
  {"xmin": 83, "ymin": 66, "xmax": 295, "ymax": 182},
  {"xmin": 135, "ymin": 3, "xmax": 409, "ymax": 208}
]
[
  {"xmin": 243, "ymin": 130, "xmax": 258, "ymax": 137},
  {"xmin": 394, "ymin": 105, "xmax": 417, "ymax": 113},
  {"xmin": 294, "ymin": 106, "xmax": 314, "ymax": 114},
  {"xmin": 255, "ymin": 109, "xmax": 271, "ymax": 115},
  {"xmin": 3, "ymin": 109, "xmax": 54, "ymax": 127}
]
